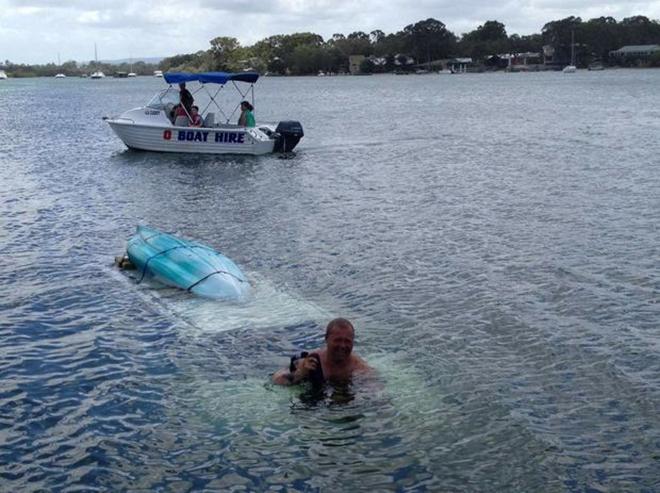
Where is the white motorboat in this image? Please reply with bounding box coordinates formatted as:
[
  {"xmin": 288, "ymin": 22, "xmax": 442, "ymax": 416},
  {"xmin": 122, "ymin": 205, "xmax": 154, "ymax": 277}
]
[
  {"xmin": 154, "ymin": 70, "xmax": 163, "ymax": 77},
  {"xmin": 55, "ymin": 73, "xmax": 66, "ymax": 78},
  {"xmin": 0, "ymin": 70, "xmax": 8, "ymax": 80},
  {"xmin": 104, "ymin": 71, "xmax": 303, "ymax": 155}
]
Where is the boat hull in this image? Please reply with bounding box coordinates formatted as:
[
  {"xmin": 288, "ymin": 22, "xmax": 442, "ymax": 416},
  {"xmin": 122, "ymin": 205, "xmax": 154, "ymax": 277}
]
[
  {"xmin": 126, "ymin": 226, "xmax": 250, "ymax": 300},
  {"xmin": 107, "ymin": 119, "xmax": 276, "ymax": 155}
]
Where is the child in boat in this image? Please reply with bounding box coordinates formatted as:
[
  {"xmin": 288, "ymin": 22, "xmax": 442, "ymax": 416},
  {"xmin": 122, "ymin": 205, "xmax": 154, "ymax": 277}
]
[
  {"xmin": 190, "ymin": 106, "xmax": 203, "ymax": 127},
  {"xmin": 238, "ymin": 101, "xmax": 255, "ymax": 127}
]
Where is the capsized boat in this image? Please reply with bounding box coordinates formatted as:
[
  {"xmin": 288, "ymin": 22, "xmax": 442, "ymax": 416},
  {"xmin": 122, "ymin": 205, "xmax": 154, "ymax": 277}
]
[
  {"xmin": 104, "ymin": 71, "xmax": 303, "ymax": 155},
  {"xmin": 126, "ymin": 225, "xmax": 250, "ymax": 300}
]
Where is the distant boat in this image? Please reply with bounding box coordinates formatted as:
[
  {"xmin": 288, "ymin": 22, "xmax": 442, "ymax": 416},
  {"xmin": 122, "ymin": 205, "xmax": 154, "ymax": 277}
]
[
  {"xmin": 91, "ymin": 43, "xmax": 106, "ymax": 79},
  {"xmin": 127, "ymin": 58, "xmax": 137, "ymax": 78},
  {"xmin": 55, "ymin": 53, "xmax": 65, "ymax": 78},
  {"xmin": 563, "ymin": 30, "xmax": 577, "ymax": 73},
  {"xmin": 154, "ymin": 70, "xmax": 163, "ymax": 77},
  {"xmin": 0, "ymin": 70, "xmax": 8, "ymax": 80},
  {"xmin": 588, "ymin": 62, "xmax": 605, "ymax": 71}
]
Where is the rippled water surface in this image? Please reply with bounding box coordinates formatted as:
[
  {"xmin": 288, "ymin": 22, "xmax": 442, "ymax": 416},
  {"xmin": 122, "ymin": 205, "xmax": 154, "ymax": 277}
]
[{"xmin": 1, "ymin": 71, "xmax": 659, "ymax": 492}]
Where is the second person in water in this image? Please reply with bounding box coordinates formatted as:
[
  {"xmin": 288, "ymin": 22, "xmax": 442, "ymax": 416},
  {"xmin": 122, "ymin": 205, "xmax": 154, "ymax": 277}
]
[{"xmin": 238, "ymin": 101, "xmax": 255, "ymax": 127}]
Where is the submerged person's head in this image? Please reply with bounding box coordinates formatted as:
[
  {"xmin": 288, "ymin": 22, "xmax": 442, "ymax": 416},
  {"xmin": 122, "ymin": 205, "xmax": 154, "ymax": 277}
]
[{"xmin": 325, "ymin": 318, "xmax": 355, "ymax": 363}]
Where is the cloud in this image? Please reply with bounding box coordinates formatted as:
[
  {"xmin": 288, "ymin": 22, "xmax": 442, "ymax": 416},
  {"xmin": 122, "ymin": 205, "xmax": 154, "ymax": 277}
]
[{"xmin": 0, "ymin": 0, "xmax": 658, "ymax": 64}]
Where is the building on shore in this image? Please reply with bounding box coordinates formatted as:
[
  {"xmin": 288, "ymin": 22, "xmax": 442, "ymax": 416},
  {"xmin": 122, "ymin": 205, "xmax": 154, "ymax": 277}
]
[
  {"xmin": 506, "ymin": 52, "xmax": 544, "ymax": 71},
  {"xmin": 447, "ymin": 58, "xmax": 473, "ymax": 73},
  {"xmin": 349, "ymin": 55, "xmax": 365, "ymax": 75},
  {"xmin": 542, "ymin": 45, "xmax": 565, "ymax": 70},
  {"xmin": 609, "ymin": 45, "xmax": 660, "ymax": 65}
]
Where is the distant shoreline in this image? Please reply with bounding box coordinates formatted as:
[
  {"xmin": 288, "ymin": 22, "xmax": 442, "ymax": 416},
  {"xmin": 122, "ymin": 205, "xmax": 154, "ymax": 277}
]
[{"xmin": 2, "ymin": 66, "xmax": 659, "ymax": 80}]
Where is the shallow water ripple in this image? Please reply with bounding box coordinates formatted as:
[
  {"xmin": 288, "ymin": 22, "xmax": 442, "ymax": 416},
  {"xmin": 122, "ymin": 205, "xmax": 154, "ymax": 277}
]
[{"xmin": 1, "ymin": 72, "xmax": 659, "ymax": 491}]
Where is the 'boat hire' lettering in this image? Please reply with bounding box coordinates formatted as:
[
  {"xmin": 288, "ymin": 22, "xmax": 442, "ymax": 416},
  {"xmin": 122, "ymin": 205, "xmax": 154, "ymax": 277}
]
[
  {"xmin": 215, "ymin": 132, "xmax": 245, "ymax": 144},
  {"xmin": 177, "ymin": 131, "xmax": 209, "ymax": 142}
]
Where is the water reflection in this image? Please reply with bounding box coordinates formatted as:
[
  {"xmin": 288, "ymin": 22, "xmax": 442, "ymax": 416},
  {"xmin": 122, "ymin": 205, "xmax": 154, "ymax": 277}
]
[{"xmin": 295, "ymin": 378, "xmax": 358, "ymax": 409}]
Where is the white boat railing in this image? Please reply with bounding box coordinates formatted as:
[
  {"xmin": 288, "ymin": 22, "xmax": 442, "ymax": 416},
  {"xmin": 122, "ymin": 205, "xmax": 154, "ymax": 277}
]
[{"xmin": 160, "ymin": 76, "xmax": 256, "ymax": 126}]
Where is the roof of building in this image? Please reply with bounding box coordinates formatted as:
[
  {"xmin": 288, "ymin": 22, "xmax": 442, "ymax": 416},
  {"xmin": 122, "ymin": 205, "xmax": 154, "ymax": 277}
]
[
  {"xmin": 496, "ymin": 52, "xmax": 541, "ymax": 59},
  {"xmin": 611, "ymin": 45, "xmax": 660, "ymax": 54}
]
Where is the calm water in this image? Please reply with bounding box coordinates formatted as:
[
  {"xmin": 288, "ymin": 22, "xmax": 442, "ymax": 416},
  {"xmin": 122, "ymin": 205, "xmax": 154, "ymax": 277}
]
[{"xmin": 1, "ymin": 71, "xmax": 659, "ymax": 492}]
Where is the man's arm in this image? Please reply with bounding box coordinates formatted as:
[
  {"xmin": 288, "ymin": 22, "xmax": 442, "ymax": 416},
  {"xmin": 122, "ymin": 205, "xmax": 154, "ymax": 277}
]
[{"xmin": 272, "ymin": 368, "xmax": 296, "ymax": 385}]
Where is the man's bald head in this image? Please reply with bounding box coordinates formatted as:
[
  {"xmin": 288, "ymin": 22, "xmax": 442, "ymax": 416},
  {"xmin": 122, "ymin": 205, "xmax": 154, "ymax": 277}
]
[{"xmin": 325, "ymin": 318, "xmax": 354, "ymax": 340}]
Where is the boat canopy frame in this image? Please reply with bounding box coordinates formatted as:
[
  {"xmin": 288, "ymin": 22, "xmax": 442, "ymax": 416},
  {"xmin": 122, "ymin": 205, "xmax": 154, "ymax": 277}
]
[{"xmin": 159, "ymin": 71, "xmax": 259, "ymax": 125}]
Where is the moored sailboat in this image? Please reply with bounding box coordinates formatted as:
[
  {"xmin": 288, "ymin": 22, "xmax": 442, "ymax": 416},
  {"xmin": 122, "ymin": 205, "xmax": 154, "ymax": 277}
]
[
  {"xmin": 90, "ymin": 43, "xmax": 106, "ymax": 79},
  {"xmin": 563, "ymin": 30, "xmax": 577, "ymax": 73}
]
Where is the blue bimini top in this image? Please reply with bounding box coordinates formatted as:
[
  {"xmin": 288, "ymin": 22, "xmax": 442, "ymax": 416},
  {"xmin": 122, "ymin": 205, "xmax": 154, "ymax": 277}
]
[{"xmin": 164, "ymin": 71, "xmax": 259, "ymax": 85}]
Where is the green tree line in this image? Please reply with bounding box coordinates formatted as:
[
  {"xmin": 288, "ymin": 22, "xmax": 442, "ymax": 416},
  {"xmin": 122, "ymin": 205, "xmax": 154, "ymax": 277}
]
[
  {"xmin": 2, "ymin": 15, "xmax": 659, "ymax": 77},
  {"xmin": 158, "ymin": 15, "xmax": 659, "ymax": 74}
]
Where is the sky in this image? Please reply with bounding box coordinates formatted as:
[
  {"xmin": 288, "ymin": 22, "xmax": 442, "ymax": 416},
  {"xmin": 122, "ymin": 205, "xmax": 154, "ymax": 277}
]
[{"xmin": 1, "ymin": 0, "xmax": 659, "ymax": 64}]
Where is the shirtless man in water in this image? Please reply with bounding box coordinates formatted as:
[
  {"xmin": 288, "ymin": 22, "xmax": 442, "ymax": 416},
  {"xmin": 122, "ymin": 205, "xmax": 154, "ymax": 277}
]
[{"xmin": 272, "ymin": 318, "xmax": 371, "ymax": 385}]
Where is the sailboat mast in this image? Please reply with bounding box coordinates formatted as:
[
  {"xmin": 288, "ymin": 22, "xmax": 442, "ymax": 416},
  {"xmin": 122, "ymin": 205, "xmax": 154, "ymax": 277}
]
[{"xmin": 570, "ymin": 30, "xmax": 575, "ymax": 66}]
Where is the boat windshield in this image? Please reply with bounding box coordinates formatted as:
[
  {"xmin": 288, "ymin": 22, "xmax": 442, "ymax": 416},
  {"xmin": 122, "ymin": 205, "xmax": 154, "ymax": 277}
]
[{"xmin": 146, "ymin": 88, "xmax": 179, "ymax": 110}]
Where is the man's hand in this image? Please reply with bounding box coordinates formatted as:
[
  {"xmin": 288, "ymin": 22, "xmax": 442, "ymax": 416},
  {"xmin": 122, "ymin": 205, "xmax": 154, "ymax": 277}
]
[
  {"xmin": 272, "ymin": 354, "xmax": 320, "ymax": 385},
  {"xmin": 290, "ymin": 355, "xmax": 319, "ymax": 383}
]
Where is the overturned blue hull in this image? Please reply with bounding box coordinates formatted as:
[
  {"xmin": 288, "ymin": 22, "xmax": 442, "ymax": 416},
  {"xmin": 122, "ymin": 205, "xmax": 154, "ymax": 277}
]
[{"xmin": 127, "ymin": 226, "xmax": 250, "ymax": 300}]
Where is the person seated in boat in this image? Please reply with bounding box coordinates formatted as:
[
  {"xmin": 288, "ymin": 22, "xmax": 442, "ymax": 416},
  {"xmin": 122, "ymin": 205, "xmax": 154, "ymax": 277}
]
[
  {"xmin": 272, "ymin": 318, "xmax": 371, "ymax": 386},
  {"xmin": 189, "ymin": 106, "xmax": 203, "ymax": 127},
  {"xmin": 179, "ymin": 82, "xmax": 194, "ymax": 113},
  {"xmin": 173, "ymin": 103, "xmax": 191, "ymax": 126},
  {"xmin": 168, "ymin": 104, "xmax": 179, "ymax": 123},
  {"xmin": 237, "ymin": 100, "xmax": 255, "ymax": 127}
]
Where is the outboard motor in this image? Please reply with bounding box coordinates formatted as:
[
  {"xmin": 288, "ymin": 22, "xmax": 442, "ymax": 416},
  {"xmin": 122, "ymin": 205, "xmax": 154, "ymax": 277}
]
[{"xmin": 273, "ymin": 121, "xmax": 304, "ymax": 152}]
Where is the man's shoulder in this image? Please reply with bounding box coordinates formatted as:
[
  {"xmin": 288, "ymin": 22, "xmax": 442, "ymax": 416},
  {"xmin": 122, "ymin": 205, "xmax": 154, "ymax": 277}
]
[{"xmin": 351, "ymin": 354, "xmax": 371, "ymax": 371}]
